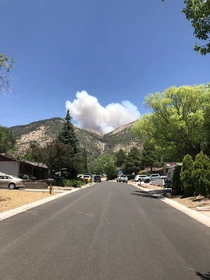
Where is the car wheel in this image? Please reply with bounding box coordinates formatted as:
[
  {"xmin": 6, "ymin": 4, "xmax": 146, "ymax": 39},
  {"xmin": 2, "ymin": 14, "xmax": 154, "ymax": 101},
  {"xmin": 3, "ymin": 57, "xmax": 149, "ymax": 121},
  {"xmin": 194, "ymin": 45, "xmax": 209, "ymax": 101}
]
[{"xmin": 8, "ymin": 183, "xmax": 16, "ymax": 190}]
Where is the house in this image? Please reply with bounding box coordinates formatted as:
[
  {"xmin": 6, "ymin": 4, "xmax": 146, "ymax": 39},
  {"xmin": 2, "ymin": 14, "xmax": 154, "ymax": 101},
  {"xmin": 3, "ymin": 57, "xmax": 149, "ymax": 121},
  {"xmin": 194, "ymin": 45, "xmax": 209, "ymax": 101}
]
[
  {"xmin": 143, "ymin": 166, "xmax": 164, "ymax": 175},
  {"xmin": 163, "ymin": 162, "xmax": 182, "ymax": 175},
  {"xmin": 0, "ymin": 154, "xmax": 19, "ymax": 177},
  {"xmin": 0, "ymin": 153, "xmax": 48, "ymax": 179},
  {"xmin": 19, "ymin": 160, "xmax": 48, "ymax": 180}
]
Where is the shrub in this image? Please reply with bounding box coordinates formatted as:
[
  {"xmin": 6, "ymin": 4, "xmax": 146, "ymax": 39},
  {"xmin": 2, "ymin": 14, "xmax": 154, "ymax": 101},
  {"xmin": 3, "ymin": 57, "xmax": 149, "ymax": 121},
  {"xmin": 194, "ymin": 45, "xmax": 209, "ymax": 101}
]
[
  {"xmin": 192, "ymin": 152, "xmax": 210, "ymax": 197},
  {"xmin": 139, "ymin": 170, "xmax": 147, "ymax": 175},
  {"xmin": 172, "ymin": 165, "xmax": 182, "ymax": 194},
  {"xmin": 104, "ymin": 163, "xmax": 116, "ymax": 180},
  {"xmin": 62, "ymin": 179, "xmax": 83, "ymax": 188},
  {"xmin": 180, "ymin": 154, "xmax": 195, "ymax": 196},
  {"xmin": 21, "ymin": 174, "xmax": 30, "ymax": 180}
]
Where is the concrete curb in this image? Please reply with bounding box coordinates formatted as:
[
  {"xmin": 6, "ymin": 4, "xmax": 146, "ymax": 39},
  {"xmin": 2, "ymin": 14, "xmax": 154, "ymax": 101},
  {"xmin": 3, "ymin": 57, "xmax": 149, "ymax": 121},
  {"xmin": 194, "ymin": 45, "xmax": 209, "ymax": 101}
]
[
  {"xmin": 0, "ymin": 182, "xmax": 96, "ymax": 221},
  {"xmin": 134, "ymin": 184, "xmax": 210, "ymax": 228},
  {"xmin": 0, "ymin": 188, "xmax": 81, "ymax": 222}
]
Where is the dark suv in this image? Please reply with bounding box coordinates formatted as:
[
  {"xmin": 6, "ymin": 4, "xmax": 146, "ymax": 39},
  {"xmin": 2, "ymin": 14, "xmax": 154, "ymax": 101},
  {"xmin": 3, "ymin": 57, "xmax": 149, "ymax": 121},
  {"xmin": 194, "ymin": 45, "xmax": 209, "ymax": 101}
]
[{"xmin": 94, "ymin": 175, "xmax": 101, "ymax": 182}]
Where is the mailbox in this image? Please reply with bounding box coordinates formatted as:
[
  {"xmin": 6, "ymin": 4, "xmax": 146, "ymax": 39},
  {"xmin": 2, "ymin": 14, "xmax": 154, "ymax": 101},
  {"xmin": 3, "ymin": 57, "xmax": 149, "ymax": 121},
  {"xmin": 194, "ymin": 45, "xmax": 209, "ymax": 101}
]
[{"xmin": 46, "ymin": 178, "xmax": 54, "ymax": 194}]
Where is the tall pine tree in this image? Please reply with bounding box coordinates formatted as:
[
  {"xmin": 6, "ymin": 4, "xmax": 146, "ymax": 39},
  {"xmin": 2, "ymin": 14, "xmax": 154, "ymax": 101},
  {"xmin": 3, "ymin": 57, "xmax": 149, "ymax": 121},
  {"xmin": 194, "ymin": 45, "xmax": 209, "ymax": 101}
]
[{"xmin": 58, "ymin": 110, "xmax": 79, "ymax": 154}]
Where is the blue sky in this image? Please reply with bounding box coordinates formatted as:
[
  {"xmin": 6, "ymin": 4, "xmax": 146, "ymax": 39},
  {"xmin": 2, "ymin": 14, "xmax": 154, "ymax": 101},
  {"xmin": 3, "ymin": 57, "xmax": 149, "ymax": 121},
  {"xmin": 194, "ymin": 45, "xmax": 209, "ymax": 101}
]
[{"xmin": 0, "ymin": 0, "xmax": 209, "ymax": 131}]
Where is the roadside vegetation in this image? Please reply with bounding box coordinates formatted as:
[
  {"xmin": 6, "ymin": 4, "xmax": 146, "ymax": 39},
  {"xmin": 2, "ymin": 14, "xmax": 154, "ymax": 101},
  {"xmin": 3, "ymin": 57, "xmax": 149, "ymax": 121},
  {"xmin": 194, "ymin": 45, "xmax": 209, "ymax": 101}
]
[{"xmin": 132, "ymin": 84, "xmax": 210, "ymax": 198}]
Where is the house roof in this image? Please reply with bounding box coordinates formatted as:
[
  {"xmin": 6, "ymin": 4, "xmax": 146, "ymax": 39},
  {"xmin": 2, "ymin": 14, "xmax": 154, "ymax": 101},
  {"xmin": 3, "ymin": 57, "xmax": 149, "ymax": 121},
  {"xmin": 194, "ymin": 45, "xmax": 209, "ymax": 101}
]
[
  {"xmin": 20, "ymin": 160, "xmax": 48, "ymax": 169},
  {"xmin": 0, "ymin": 153, "xmax": 48, "ymax": 169},
  {"xmin": 144, "ymin": 167, "xmax": 163, "ymax": 172},
  {"xmin": 164, "ymin": 162, "xmax": 182, "ymax": 169},
  {"xmin": 0, "ymin": 153, "xmax": 17, "ymax": 161}
]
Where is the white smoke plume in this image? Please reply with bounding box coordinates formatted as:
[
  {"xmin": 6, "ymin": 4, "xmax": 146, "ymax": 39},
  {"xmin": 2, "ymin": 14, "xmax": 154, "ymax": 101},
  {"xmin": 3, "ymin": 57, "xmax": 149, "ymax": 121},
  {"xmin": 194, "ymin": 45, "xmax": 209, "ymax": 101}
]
[{"xmin": 65, "ymin": 90, "xmax": 140, "ymax": 133}]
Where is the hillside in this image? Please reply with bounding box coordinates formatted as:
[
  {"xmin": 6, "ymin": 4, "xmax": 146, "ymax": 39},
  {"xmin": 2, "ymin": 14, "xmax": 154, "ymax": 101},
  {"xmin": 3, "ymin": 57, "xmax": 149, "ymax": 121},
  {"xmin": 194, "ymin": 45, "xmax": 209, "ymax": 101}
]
[{"xmin": 9, "ymin": 118, "xmax": 142, "ymax": 161}]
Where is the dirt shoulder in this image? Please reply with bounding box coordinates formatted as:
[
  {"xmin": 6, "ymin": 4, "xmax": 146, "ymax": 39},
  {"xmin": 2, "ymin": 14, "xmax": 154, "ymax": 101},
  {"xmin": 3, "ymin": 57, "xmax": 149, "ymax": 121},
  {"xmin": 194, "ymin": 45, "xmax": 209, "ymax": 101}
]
[
  {"xmin": 130, "ymin": 181, "xmax": 210, "ymax": 218},
  {"xmin": 0, "ymin": 183, "xmax": 95, "ymax": 214},
  {"xmin": 0, "ymin": 190, "xmax": 57, "ymax": 213}
]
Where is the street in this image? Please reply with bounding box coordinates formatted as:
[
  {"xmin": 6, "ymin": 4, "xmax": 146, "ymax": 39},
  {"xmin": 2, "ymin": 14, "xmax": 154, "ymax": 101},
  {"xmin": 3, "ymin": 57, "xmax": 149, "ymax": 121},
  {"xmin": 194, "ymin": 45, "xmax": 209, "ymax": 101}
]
[{"xmin": 0, "ymin": 182, "xmax": 210, "ymax": 280}]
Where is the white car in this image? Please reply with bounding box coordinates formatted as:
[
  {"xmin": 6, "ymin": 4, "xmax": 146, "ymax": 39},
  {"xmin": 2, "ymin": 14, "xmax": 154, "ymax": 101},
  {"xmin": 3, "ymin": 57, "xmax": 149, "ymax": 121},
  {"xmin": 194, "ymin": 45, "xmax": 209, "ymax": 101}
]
[
  {"xmin": 134, "ymin": 175, "xmax": 150, "ymax": 182},
  {"xmin": 0, "ymin": 173, "xmax": 25, "ymax": 189},
  {"xmin": 150, "ymin": 174, "xmax": 167, "ymax": 181},
  {"xmin": 116, "ymin": 175, "xmax": 128, "ymax": 183}
]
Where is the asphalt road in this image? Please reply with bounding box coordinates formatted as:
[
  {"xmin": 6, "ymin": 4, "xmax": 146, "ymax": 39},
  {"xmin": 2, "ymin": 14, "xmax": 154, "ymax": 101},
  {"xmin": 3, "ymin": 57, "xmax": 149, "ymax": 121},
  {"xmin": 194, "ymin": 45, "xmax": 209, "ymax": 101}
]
[{"xmin": 0, "ymin": 182, "xmax": 210, "ymax": 280}]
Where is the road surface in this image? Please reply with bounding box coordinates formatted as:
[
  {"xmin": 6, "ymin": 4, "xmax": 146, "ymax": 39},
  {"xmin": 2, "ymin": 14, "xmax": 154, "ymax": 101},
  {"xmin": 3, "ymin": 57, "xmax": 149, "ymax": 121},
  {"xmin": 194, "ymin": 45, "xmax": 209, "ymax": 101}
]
[{"xmin": 0, "ymin": 182, "xmax": 210, "ymax": 280}]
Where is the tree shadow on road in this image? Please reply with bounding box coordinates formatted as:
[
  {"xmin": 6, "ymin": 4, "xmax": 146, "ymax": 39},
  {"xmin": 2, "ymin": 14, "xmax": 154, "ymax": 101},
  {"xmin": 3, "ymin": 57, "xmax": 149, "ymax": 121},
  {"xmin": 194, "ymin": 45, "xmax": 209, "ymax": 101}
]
[
  {"xmin": 132, "ymin": 188, "xmax": 171, "ymax": 197},
  {"xmin": 131, "ymin": 190, "xmax": 160, "ymax": 199},
  {"xmin": 196, "ymin": 272, "xmax": 210, "ymax": 279}
]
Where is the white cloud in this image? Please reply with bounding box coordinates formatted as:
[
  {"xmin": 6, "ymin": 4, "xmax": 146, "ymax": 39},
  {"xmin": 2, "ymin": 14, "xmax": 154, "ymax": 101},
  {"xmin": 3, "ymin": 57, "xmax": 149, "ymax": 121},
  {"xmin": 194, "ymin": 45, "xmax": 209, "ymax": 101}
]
[{"xmin": 65, "ymin": 90, "xmax": 140, "ymax": 133}]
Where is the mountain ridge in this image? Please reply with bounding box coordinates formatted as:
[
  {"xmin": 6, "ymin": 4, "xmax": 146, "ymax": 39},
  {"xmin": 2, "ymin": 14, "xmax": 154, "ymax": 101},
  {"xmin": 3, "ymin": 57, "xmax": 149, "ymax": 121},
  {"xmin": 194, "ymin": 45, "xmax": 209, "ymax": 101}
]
[{"xmin": 9, "ymin": 117, "xmax": 142, "ymax": 161}]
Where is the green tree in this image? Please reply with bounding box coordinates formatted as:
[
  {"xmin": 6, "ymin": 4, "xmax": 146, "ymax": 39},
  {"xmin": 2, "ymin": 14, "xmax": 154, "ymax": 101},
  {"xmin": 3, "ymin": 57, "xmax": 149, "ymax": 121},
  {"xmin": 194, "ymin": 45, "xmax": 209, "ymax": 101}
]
[
  {"xmin": 192, "ymin": 151, "xmax": 210, "ymax": 197},
  {"xmin": 162, "ymin": 0, "xmax": 210, "ymax": 55},
  {"xmin": 141, "ymin": 141, "xmax": 157, "ymax": 172},
  {"xmin": 82, "ymin": 148, "xmax": 88, "ymax": 173},
  {"xmin": 89, "ymin": 153, "xmax": 116, "ymax": 176},
  {"xmin": 20, "ymin": 150, "xmax": 34, "ymax": 162},
  {"xmin": 132, "ymin": 85, "xmax": 210, "ymax": 161},
  {"xmin": 172, "ymin": 165, "xmax": 182, "ymax": 194},
  {"xmin": 31, "ymin": 140, "xmax": 82, "ymax": 179},
  {"xmin": 58, "ymin": 109, "xmax": 79, "ymax": 153},
  {"xmin": 180, "ymin": 154, "xmax": 195, "ymax": 196},
  {"xmin": 114, "ymin": 149, "xmax": 127, "ymax": 167},
  {"xmin": 123, "ymin": 147, "xmax": 141, "ymax": 174},
  {"xmin": 0, "ymin": 54, "xmax": 14, "ymax": 94},
  {"xmin": 0, "ymin": 126, "xmax": 16, "ymax": 153},
  {"xmin": 104, "ymin": 162, "xmax": 116, "ymax": 180}
]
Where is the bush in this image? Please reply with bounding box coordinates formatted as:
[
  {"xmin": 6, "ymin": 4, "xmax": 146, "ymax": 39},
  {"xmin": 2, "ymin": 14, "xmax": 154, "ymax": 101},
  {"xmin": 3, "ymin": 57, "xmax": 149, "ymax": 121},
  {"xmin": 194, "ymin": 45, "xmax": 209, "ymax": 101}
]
[
  {"xmin": 21, "ymin": 174, "xmax": 30, "ymax": 180},
  {"xmin": 192, "ymin": 152, "xmax": 210, "ymax": 197},
  {"xmin": 104, "ymin": 163, "xmax": 116, "ymax": 180},
  {"xmin": 139, "ymin": 170, "xmax": 147, "ymax": 175},
  {"xmin": 180, "ymin": 154, "xmax": 195, "ymax": 196},
  {"xmin": 172, "ymin": 165, "xmax": 182, "ymax": 194},
  {"xmin": 62, "ymin": 179, "xmax": 83, "ymax": 188}
]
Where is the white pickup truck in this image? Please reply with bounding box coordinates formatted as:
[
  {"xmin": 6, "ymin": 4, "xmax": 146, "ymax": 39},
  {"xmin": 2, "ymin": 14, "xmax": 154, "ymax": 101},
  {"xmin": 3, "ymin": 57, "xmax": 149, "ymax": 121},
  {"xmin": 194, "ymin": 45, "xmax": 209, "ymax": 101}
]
[
  {"xmin": 150, "ymin": 173, "xmax": 167, "ymax": 180},
  {"xmin": 137, "ymin": 173, "xmax": 167, "ymax": 183}
]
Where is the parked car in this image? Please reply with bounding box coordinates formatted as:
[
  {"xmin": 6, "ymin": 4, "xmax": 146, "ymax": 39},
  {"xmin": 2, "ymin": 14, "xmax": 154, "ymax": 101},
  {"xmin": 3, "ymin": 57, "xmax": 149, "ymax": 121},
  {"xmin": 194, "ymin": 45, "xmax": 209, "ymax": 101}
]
[
  {"xmin": 135, "ymin": 173, "xmax": 167, "ymax": 184},
  {"xmin": 116, "ymin": 175, "xmax": 128, "ymax": 183},
  {"xmin": 164, "ymin": 177, "xmax": 172, "ymax": 188},
  {"xmin": 94, "ymin": 175, "xmax": 101, "ymax": 182},
  {"xmin": 127, "ymin": 174, "xmax": 134, "ymax": 180},
  {"xmin": 151, "ymin": 174, "xmax": 167, "ymax": 180},
  {"xmin": 0, "ymin": 173, "xmax": 25, "ymax": 189},
  {"xmin": 149, "ymin": 174, "xmax": 161, "ymax": 181},
  {"xmin": 83, "ymin": 175, "xmax": 92, "ymax": 183},
  {"xmin": 134, "ymin": 175, "xmax": 150, "ymax": 182}
]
